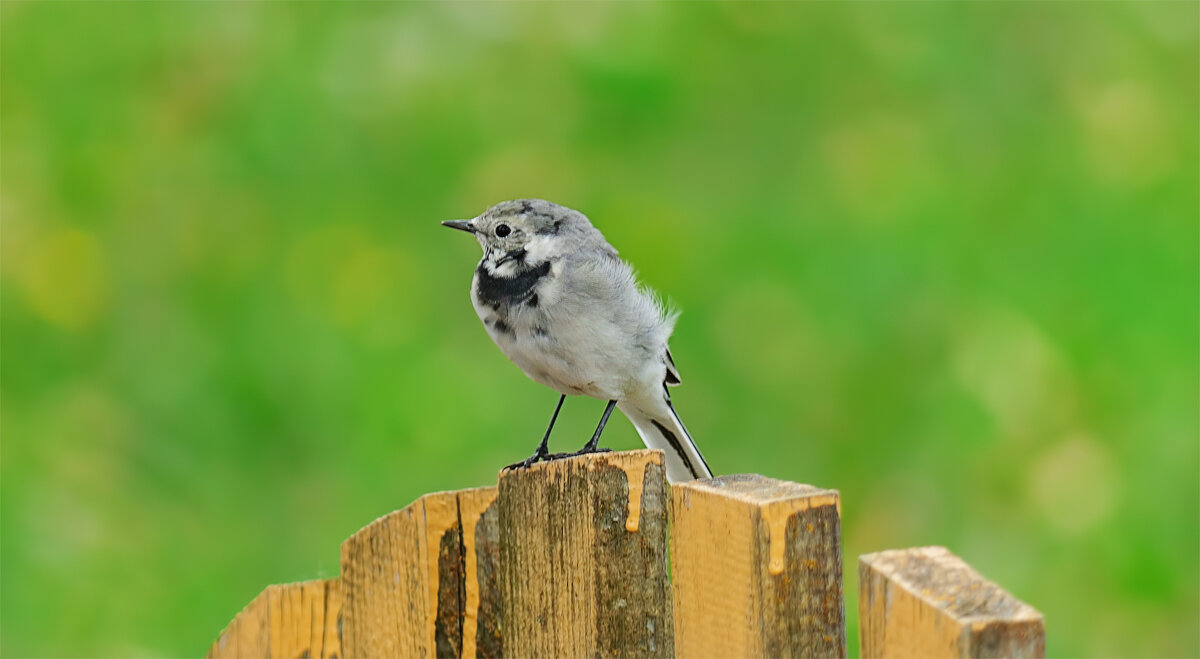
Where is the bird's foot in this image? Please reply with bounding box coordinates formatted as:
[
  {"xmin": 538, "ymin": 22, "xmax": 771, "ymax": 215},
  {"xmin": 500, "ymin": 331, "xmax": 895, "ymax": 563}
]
[
  {"xmin": 546, "ymin": 446, "xmax": 612, "ymax": 461},
  {"xmin": 504, "ymin": 447, "xmax": 550, "ymax": 472}
]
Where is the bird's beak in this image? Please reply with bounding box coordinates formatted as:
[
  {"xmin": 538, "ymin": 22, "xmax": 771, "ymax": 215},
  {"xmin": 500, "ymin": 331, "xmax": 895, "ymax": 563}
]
[{"xmin": 441, "ymin": 219, "xmax": 475, "ymax": 234}]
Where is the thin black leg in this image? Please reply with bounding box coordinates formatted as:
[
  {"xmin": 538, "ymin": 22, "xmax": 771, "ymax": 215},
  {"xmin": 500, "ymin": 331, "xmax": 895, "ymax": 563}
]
[
  {"xmin": 581, "ymin": 399, "xmax": 617, "ymax": 452},
  {"xmin": 505, "ymin": 394, "xmax": 566, "ymax": 471},
  {"xmin": 549, "ymin": 399, "xmax": 617, "ymax": 460}
]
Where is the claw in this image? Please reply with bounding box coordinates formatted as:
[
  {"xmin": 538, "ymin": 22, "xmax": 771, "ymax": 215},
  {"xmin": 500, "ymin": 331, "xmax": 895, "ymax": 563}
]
[
  {"xmin": 504, "ymin": 393, "xmax": 567, "ymax": 473},
  {"xmin": 504, "ymin": 444, "xmax": 549, "ymax": 470},
  {"xmin": 545, "ymin": 446, "xmax": 612, "ymax": 461},
  {"xmin": 504, "ymin": 450, "xmax": 547, "ymax": 472}
]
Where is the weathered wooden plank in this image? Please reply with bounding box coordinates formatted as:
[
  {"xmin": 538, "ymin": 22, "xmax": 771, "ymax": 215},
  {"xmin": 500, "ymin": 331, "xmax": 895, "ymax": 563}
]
[
  {"xmin": 497, "ymin": 448, "xmax": 673, "ymax": 658},
  {"xmin": 338, "ymin": 487, "xmax": 502, "ymax": 659},
  {"xmin": 339, "ymin": 491, "xmax": 459, "ymax": 658},
  {"xmin": 858, "ymin": 546, "xmax": 1045, "ymax": 659},
  {"xmin": 458, "ymin": 487, "xmax": 502, "ymax": 659},
  {"xmin": 672, "ymin": 474, "xmax": 846, "ymax": 658},
  {"xmin": 207, "ymin": 578, "xmax": 341, "ymax": 659}
]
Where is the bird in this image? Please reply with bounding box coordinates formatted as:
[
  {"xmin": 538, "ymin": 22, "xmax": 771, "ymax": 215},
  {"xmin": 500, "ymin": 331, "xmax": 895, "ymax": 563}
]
[{"xmin": 442, "ymin": 199, "xmax": 712, "ymax": 483}]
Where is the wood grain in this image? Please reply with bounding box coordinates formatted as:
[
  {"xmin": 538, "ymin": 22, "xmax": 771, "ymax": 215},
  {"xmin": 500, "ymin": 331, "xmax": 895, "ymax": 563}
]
[
  {"xmin": 207, "ymin": 456, "xmax": 1046, "ymax": 659},
  {"xmin": 671, "ymin": 474, "xmax": 846, "ymax": 658},
  {"xmin": 207, "ymin": 578, "xmax": 341, "ymax": 659},
  {"xmin": 339, "ymin": 491, "xmax": 457, "ymax": 658},
  {"xmin": 458, "ymin": 487, "xmax": 501, "ymax": 659},
  {"xmin": 858, "ymin": 546, "xmax": 1045, "ymax": 659},
  {"xmin": 496, "ymin": 448, "xmax": 673, "ymax": 658}
]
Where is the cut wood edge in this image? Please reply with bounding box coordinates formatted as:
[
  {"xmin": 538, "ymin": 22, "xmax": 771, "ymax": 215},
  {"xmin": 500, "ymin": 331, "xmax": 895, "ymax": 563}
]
[
  {"xmin": 677, "ymin": 474, "xmax": 841, "ymax": 576},
  {"xmin": 680, "ymin": 473, "xmax": 838, "ymax": 507},
  {"xmin": 859, "ymin": 546, "xmax": 1045, "ymax": 659},
  {"xmin": 497, "ymin": 448, "xmax": 665, "ymax": 535},
  {"xmin": 671, "ymin": 474, "xmax": 846, "ymax": 659},
  {"xmin": 207, "ymin": 578, "xmax": 341, "ymax": 659},
  {"xmin": 860, "ymin": 546, "xmax": 1043, "ymax": 623}
]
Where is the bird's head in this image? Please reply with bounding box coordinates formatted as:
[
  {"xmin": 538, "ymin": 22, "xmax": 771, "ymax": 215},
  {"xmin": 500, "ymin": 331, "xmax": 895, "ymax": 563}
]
[{"xmin": 442, "ymin": 199, "xmax": 589, "ymax": 258}]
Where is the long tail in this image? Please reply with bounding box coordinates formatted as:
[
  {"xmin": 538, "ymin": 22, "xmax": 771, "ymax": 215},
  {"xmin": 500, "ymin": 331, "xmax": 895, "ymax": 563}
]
[{"xmin": 619, "ymin": 396, "xmax": 712, "ymax": 483}]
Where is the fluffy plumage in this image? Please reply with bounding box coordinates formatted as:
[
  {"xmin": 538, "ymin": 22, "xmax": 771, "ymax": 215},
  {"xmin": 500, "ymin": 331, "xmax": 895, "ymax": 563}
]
[{"xmin": 445, "ymin": 199, "xmax": 712, "ymax": 482}]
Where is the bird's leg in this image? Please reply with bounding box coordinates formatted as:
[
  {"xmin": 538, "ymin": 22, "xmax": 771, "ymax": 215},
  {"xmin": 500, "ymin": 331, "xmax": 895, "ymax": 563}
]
[
  {"xmin": 579, "ymin": 399, "xmax": 618, "ymax": 453},
  {"xmin": 549, "ymin": 399, "xmax": 617, "ymax": 460},
  {"xmin": 505, "ymin": 394, "xmax": 566, "ymax": 471}
]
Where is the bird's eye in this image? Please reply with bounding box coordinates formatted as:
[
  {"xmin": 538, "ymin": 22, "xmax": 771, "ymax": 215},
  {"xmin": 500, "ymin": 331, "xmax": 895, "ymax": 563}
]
[{"xmin": 495, "ymin": 224, "xmax": 511, "ymax": 238}]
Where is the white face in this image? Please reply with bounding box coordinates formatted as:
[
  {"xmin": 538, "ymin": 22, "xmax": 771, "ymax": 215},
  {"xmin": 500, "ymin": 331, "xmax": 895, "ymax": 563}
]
[
  {"xmin": 474, "ymin": 215, "xmax": 564, "ymax": 279},
  {"xmin": 470, "ymin": 212, "xmax": 535, "ymax": 254},
  {"xmin": 444, "ymin": 199, "xmax": 582, "ymax": 263}
]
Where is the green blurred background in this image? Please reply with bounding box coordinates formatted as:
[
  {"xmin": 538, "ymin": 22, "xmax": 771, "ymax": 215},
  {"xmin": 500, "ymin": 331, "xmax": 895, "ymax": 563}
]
[{"xmin": 2, "ymin": 2, "xmax": 1197, "ymax": 656}]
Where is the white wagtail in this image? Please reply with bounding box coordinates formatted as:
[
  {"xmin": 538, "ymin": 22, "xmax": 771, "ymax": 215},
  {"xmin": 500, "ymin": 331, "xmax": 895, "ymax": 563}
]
[{"xmin": 443, "ymin": 199, "xmax": 712, "ymax": 483}]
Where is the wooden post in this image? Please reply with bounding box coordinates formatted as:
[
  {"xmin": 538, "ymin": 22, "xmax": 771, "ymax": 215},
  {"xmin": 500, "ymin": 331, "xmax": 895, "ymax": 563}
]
[
  {"xmin": 339, "ymin": 487, "xmax": 499, "ymax": 658},
  {"xmin": 671, "ymin": 474, "xmax": 846, "ymax": 658},
  {"xmin": 858, "ymin": 546, "xmax": 1045, "ymax": 659},
  {"xmin": 207, "ymin": 579, "xmax": 341, "ymax": 659},
  {"xmin": 208, "ymin": 454, "xmax": 1048, "ymax": 659},
  {"xmin": 496, "ymin": 448, "xmax": 673, "ymax": 658}
]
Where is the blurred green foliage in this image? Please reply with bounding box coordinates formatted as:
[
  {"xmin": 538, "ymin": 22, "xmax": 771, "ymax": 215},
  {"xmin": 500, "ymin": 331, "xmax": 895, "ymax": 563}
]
[{"xmin": 1, "ymin": 2, "xmax": 1197, "ymax": 656}]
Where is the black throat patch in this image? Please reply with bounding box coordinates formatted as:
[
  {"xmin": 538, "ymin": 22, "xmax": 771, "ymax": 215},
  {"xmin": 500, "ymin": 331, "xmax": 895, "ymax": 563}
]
[{"xmin": 475, "ymin": 256, "xmax": 551, "ymax": 309}]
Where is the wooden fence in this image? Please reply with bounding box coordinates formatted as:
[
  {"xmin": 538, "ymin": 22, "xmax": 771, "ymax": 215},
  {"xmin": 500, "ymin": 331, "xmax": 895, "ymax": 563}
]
[{"xmin": 208, "ymin": 449, "xmax": 1045, "ymax": 658}]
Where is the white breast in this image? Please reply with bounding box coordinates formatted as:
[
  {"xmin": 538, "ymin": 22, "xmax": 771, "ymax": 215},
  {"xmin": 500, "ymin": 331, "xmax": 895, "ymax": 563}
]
[{"xmin": 471, "ymin": 249, "xmax": 674, "ymax": 403}]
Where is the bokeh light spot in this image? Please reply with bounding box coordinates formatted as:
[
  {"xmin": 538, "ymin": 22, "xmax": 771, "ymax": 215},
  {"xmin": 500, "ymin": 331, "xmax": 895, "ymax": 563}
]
[
  {"xmin": 1028, "ymin": 433, "xmax": 1121, "ymax": 536},
  {"xmin": 16, "ymin": 228, "xmax": 110, "ymax": 331},
  {"xmin": 1075, "ymin": 80, "xmax": 1174, "ymax": 188},
  {"xmin": 951, "ymin": 309, "xmax": 1075, "ymax": 442}
]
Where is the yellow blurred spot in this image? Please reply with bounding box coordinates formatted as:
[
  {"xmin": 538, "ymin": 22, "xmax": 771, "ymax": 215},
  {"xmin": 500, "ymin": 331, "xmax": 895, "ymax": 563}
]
[
  {"xmin": 822, "ymin": 114, "xmax": 935, "ymax": 224},
  {"xmin": 1076, "ymin": 80, "xmax": 1174, "ymax": 188},
  {"xmin": 333, "ymin": 244, "xmax": 396, "ymax": 326},
  {"xmin": 1028, "ymin": 433, "xmax": 1121, "ymax": 535},
  {"xmin": 951, "ymin": 309, "xmax": 1074, "ymax": 442},
  {"xmin": 16, "ymin": 228, "xmax": 109, "ymax": 330},
  {"xmin": 285, "ymin": 225, "xmax": 414, "ymax": 340}
]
